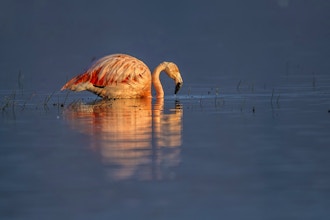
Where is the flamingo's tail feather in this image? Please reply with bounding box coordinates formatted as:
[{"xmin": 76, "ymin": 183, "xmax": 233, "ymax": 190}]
[{"xmin": 61, "ymin": 73, "xmax": 90, "ymax": 92}]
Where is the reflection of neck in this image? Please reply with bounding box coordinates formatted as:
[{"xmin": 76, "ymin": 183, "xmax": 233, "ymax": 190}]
[
  {"xmin": 154, "ymin": 98, "xmax": 164, "ymax": 111},
  {"xmin": 152, "ymin": 63, "xmax": 166, "ymax": 98},
  {"xmin": 153, "ymin": 99, "xmax": 183, "ymax": 148}
]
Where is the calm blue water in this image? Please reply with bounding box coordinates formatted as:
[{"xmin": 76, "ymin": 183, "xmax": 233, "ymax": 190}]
[{"xmin": 1, "ymin": 1, "xmax": 330, "ymax": 219}]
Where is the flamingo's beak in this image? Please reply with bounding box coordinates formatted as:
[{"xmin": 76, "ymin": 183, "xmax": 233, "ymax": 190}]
[{"xmin": 175, "ymin": 82, "xmax": 182, "ymax": 94}]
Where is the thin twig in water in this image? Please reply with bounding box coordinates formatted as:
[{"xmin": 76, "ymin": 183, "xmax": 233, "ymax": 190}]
[
  {"xmin": 215, "ymin": 88, "xmax": 219, "ymax": 96},
  {"xmin": 1, "ymin": 97, "xmax": 10, "ymax": 111},
  {"xmin": 276, "ymin": 94, "xmax": 280, "ymax": 107},
  {"xmin": 44, "ymin": 91, "xmax": 56, "ymax": 106},
  {"xmin": 237, "ymin": 80, "xmax": 241, "ymax": 92},
  {"xmin": 214, "ymin": 87, "xmax": 219, "ymax": 107},
  {"xmin": 12, "ymin": 91, "xmax": 16, "ymax": 111},
  {"xmin": 62, "ymin": 91, "xmax": 70, "ymax": 107},
  {"xmin": 270, "ymin": 88, "xmax": 275, "ymax": 108}
]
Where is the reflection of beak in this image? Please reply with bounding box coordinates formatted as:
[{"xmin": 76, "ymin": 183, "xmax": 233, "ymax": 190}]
[{"xmin": 175, "ymin": 82, "xmax": 183, "ymax": 94}]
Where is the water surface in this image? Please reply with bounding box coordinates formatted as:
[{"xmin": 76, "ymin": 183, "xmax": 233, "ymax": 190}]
[{"xmin": 1, "ymin": 71, "xmax": 330, "ymax": 219}]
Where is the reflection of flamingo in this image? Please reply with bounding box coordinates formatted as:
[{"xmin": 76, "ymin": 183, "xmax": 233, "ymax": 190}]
[
  {"xmin": 61, "ymin": 54, "xmax": 183, "ymax": 98},
  {"xmin": 63, "ymin": 99, "xmax": 183, "ymax": 180}
]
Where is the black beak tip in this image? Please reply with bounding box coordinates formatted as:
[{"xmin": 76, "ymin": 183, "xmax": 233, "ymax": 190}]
[{"xmin": 175, "ymin": 82, "xmax": 182, "ymax": 94}]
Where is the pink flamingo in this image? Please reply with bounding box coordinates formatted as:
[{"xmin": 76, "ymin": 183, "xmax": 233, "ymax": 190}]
[{"xmin": 61, "ymin": 54, "xmax": 183, "ymax": 98}]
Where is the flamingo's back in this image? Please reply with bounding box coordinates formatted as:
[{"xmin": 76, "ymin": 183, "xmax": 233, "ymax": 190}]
[{"xmin": 61, "ymin": 54, "xmax": 152, "ymax": 98}]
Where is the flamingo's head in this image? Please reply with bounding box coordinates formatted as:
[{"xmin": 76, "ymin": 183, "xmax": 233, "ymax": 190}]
[{"xmin": 163, "ymin": 62, "xmax": 183, "ymax": 95}]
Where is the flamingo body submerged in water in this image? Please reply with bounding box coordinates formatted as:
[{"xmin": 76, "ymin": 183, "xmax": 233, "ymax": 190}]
[{"xmin": 61, "ymin": 54, "xmax": 183, "ymax": 99}]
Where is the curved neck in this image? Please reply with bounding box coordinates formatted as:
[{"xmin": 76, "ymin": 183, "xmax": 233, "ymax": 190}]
[{"xmin": 152, "ymin": 63, "xmax": 166, "ymax": 98}]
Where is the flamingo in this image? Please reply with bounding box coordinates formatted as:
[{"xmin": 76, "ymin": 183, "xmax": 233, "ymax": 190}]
[{"xmin": 61, "ymin": 54, "xmax": 183, "ymax": 99}]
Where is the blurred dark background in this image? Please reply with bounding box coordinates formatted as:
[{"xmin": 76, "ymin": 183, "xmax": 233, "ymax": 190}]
[{"xmin": 1, "ymin": 0, "xmax": 329, "ymax": 92}]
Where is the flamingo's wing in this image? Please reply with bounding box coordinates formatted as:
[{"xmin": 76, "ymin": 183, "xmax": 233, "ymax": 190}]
[{"xmin": 61, "ymin": 54, "xmax": 150, "ymax": 91}]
